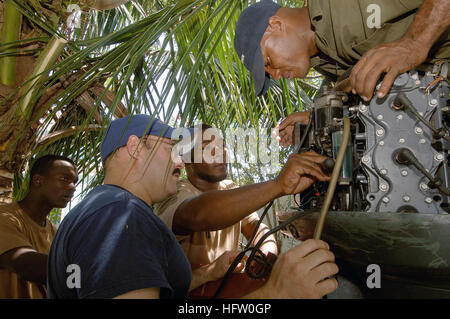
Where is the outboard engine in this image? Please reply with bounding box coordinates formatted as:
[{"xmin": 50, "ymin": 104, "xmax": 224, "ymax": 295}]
[
  {"xmin": 294, "ymin": 65, "xmax": 449, "ymax": 215},
  {"xmin": 282, "ymin": 63, "xmax": 450, "ymax": 298}
]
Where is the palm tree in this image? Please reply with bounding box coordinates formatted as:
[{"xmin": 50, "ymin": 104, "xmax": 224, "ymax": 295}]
[{"xmin": 0, "ymin": 0, "xmax": 319, "ymax": 214}]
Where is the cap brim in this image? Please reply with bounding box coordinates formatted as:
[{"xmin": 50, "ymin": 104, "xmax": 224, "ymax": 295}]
[{"xmin": 251, "ymin": 47, "xmax": 270, "ymax": 96}]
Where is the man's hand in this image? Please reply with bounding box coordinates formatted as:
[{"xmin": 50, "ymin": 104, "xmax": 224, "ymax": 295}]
[
  {"xmin": 245, "ymin": 239, "xmax": 338, "ymax": 298},
  {"xmin": 339, "ymin": 0, "xmax": 450, "ymax": 101},
  {"xmin": 274, "ymin": 152, "xmax": 331, "ymax": 195},
  {"xmin": 347, "ymin": 37, "xmax": 428, "ymax": 101},
  {"xmin": 275, "ymin": 111, "xmax": 311, "ymax": 148},
  {"xmin": 208, "ymin": 250, "xmax": 245, "ymax": 282}
]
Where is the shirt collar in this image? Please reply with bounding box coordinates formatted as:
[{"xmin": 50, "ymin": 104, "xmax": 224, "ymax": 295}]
[{"xmin": 307, "ymin": 1, "xmax": 323, "ymax": 22}]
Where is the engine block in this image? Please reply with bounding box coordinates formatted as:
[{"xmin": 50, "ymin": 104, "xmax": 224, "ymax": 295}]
[{"xmin": 294, "ymin": 65, "xmax": 449, "ymax": 214}]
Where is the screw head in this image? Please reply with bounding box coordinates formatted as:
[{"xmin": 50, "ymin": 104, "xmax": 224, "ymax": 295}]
[
  {"xmin": 402, "ymin": 195, "xmax": 410, "ymax": 202},
  {"xmin": 359, "ymin": 105, "xmax": 367, "ymax": 113},
  {"xmin": 430, "ymin": 99, "xmax": 438, "ymax": 107},
  {"xmin": 419, "ymin": 139, "xmax": 426, "ymax": 144},
  {"xmin": 380, "ymin": 169, "xmax": 387, "ymax": 175},
  {"xmin": 362, "ymin": 156, "xmax": 370, "ymax": 164},
  {"xmin": 379, "ymin": 183, "xmax": 388, "ymax": 191},
  {"xmin": 376, "ymin": 129, "xmax": 384, "ymax": 136},
  {"xmin": 401, "ymin": 170, "xmax": 408, "ymax": 176},
  {"xmin": 415, "ymin": 80, "xmax": 421, "ymax": 86},
  {"xmin": 377, "ymin": 115, "xmax": 383, "ymax": 120},
  {"xmin": 396, "ymin": 115, "xmax": 403, "ymax": 120},
  {"xmin": 425, "ymin": 197, "xmax": 433, "ymax": 204},
  {"xmin": 420, "ymin": 183, "xmax": 429, "ymax": 191},
  {"xmin": 399, "ymin": 138, "xmax": 406, "ymax": 144},
  {"xmin": 435, "ymin": 153, "xmax": 444, "ymax": 161},
  {"xmin": 379, "ymin": 141, "xmax": 385, "ymax": 146},
  {"xmin": 415, "ymin": 127, "xmax": 423, "ymax": 134},
  {"xmin": 382, "ymin": 197, "xmax": 390, "ymax": 203}
]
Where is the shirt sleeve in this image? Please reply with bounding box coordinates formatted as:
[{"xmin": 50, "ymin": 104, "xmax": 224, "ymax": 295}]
[
  {"xmin": 241, "ymin": 212, "xmax": 260, "ymax": 227},
  {"xmin": 0, "ymin": 210, "xmax": 32, "ymax": 255},
  {"xmin": 66, "ymin": 201, "xmax": 173, "ymax": 299},
  {"xmin": 154, "ymin": 184, "xmax": 197, "ymax": 240}
]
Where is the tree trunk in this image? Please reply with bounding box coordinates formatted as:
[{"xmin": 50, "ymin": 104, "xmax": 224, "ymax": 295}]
[{"xmin": 0, "ymin": 1, "xmax": 38, "ymax": 202}]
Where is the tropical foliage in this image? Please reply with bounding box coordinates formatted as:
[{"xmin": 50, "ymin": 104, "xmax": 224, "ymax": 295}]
[{"xmin": 0, "ymin": 0, "xmax": 321, "ymax": 233}]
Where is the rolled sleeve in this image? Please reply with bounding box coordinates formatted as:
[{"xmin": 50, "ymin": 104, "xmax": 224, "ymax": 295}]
[{"xmin": 0, "ymin": 212, "xmax": 32, "ymax": 256}]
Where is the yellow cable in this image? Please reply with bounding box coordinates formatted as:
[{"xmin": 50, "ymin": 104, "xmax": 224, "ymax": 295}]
[{"xmin": 314, "ymin": 117, "xmax": 351, "ymax": 239}]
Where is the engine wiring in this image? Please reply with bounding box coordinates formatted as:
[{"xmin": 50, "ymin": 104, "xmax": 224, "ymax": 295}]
[{"xmin": 212, "ymin": 117, "xmax": 351, "ymax": 298}]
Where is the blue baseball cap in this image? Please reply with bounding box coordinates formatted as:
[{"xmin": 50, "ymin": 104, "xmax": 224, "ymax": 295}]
[
  {"xmin": 100, "ymin": 114, "xmax": 189, "ymax": 163},
  {"xmin": 234, "ymin": 0, "xmax": 281, "ymax": 96}
]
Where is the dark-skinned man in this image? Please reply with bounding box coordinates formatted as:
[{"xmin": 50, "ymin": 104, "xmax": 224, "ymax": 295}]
[
  {"xmin": 155, "ymin": 124, "xmax": 338, "ymax": 297},
  {"xmin": 0, "ymin": 155, "xmax": 78, "ymax": 298},
  {"xmin": 234, "ymin": 0, "xmax": 449, "ymax": 147},
  {"xmin": 48, "ymin": 115, "xmax": 339, "ymax": 299},
  {"xmin": 155, "ymin": 125, "xmax": 277, "ymax": 273}
]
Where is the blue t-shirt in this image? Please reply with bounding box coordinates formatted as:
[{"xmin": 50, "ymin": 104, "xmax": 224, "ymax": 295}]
[{"xmin": 47, "ymin": 184, "xmax": 191, "ymax": 299}]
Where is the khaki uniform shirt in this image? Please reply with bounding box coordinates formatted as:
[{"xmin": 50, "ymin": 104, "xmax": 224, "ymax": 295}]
[
  {"xmin": 308, "ymin": 0, "xmax": 450, "ymax": 79},
  {"xmin": 0, "ymin": 203, "xmax": 56, "ymax": 299},
  {"xmin": 155, "ymin": 179, "xmax": 259, "ymax": 266}
]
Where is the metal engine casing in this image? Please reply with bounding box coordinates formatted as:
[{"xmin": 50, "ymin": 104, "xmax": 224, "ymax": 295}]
[
  {"xmin": 358, "ymin": 70, "xmax": 449, "ymax": 213},
  {"xmin": 294, "ymin": 67, "xmax": 449, "ymax": 215}
]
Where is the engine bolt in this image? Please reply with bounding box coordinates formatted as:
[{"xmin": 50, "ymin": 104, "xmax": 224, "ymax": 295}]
[
  {"xmin": 429, "ymin": 99, "xmax": 438, "ymax": 107},
  {"xmin": 379, "ymin": 141, "xmax": 385, "ymax": 146},
  {"xmin": 379, "ymin": 183, "xmax": 388, "ymax": 191},
  {"xmin": 382, "ymin": 197, "xmax": 390, "ymax": 203},
  {"xmin": 402, "ymin": 195, "xmax": 410, "ymax": 202},
  {"xmin": 401, "ymin": 170, "xmax": 408, "ymax": 176},
  {"xmin": 425, "ymin": 197, "xmax": 432, "ymax": 204},
  {"xmin": 415, "ymin": 127, "xmax": 423, "ymax": 134},
  {"xmin": 359, "ymin": 105, "xmax": 367, "ymax": 113},
  {"xmin": 380, "ymin": 169, "xmax": 387, "ymax": 175},
  {"xmin": 435, "ymin": 153, "xmax": 444, "ymax": 161},
  {"xmin": 362, "ymin": 156, "xmax": 370, "ymax": 164},
  {"xmin": 377, "ymin": 115, "xmax": 383, "ymax": 120},
  {"xmin": 399, "ymin": 138, "xmax": 405, "ymax": 144},
  {"xmin": 415, "ymin": 80, "xmax": 421, "ymax": 86},
  {"xmin": 420, "ymin": 183, "xmax": 429, "ymax": 191},
  {"xmin": 396, "ymin": 115, "xmax": 403, "ymax": 120},
  {"xmin": 419, "ymin": 139, "xmax": 426, "ymax": 144},
  {"xmin": 376, "ymin": 129, "xmax": 384, "ymax": 136}
]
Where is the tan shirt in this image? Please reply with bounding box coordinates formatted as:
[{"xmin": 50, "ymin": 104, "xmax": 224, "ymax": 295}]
[
  {"xmin": 155, "ymin": 179, "xmax": 259, "ymax": 266},
  {"xmin": 309, "ymin": 0, "xmax": 449, "ymax": 79},
  {"xmin": 0, "ymin": 202, "xmax": 56, "ymax": 299}
]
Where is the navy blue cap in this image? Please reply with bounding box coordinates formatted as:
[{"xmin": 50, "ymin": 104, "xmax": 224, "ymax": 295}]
[
  {"xmin": 100, "ymin": 114, "xmax": 185, "ymax": 163},
  {"xmin": 234, "ymin": 0, "xmax": 281, "ymax": 96}
]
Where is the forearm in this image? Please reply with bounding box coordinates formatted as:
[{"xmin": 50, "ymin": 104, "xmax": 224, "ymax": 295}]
[
  {"xmin": 0, "ymin": 248, "xmax": 48, "ymax": 285},
  {"xmin": 179, "ymin": 180, "xmax": 283, "ymax": 232},
  {"xmin": 403, "ymin": 0, "xmax": 450, "ymax": 48},
  {"xmin": 244, "ymin": 222, "xmax": 278, "ymax": 255},
  {"xmin": 242, "ymin": 284, "xmax": 271, "ymax": 299},
  {"xmin": 189, "ymin": 264, "xmax": 215, "ymax": 292},
  {"xmin": 254, "ymin": 232, "xmax": 278, "ymax": 256}
]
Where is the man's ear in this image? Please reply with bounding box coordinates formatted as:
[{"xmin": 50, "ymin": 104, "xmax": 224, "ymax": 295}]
[
  {"xmin": 126, "ymin": 135, "xmax": 142, "ymax": 159},
  {"xmin": 31, "ymin": 174, "xmax": 43, "ymax": 188},
  {"xmin": 266, "ymin": 15, "xmax": 284, "ymax": 34}
]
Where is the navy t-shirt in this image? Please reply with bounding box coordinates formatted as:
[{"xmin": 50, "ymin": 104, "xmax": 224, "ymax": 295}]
[{"xmin": 47, "ymin": 184, "xmax": 191, "ymax": 299}]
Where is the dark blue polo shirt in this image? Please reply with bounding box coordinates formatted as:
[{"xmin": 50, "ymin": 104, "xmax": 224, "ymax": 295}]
[{"xmin": 47, "ymin": 184, "xmax": 191, "ymax": 299}]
